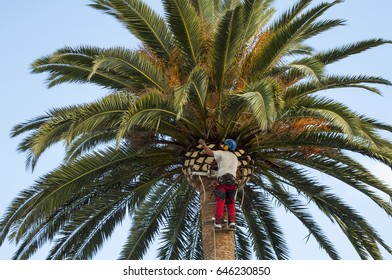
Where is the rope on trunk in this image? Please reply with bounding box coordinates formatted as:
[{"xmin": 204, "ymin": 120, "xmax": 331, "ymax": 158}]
[
  {"xmin": 213, "ymin": 219, "xmax": 217, "ymax": 260},
  {"xmin": 199, "ymin": 175, "xmax": 206, "ymax": 203}
]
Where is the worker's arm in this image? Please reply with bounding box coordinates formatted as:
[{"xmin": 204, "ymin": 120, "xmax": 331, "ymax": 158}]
[{"xmin": 198, "ymin": 139, "xmax": 214, "ymax": 157}]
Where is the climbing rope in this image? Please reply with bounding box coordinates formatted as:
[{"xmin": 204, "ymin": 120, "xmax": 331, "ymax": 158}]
[
  {"xmin": 199, "ymin": 175, "xmax": 206, "ymax": 203},
  {"xmin": 212, "ymin": 218, "xmax": 217, "ymax": 260},
  {"xmin": 240, "ymin": 188, "xmax": 245, "ymax": 207}
]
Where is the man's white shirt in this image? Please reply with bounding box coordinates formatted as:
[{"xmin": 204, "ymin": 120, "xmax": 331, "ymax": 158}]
[{"xmin": 213, "ymin": 150, "xmax": 238, "ymax": 178}]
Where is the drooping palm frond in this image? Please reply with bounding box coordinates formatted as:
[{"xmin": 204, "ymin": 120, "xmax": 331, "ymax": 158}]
[
  {"xmin": 90, "ymin": 47, "xmax": 170, "ymax": 91},
  {"xmin": 240, "ymin": 186, "xmax": 290, "ymax": 259},
  {"xmin": 31, "ymin": 46, "xmax": 134, "ymax": 89},
  {"xmin": 119, "ymin": 179, "xmax": 181, "ymax": 260},
  {"xmin": 157, "ymin": 183, "xmax": 201, "ymax": 260}
]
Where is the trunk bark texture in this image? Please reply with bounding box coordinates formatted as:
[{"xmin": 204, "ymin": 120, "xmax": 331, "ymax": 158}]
[
  {"xmin": 182, "ymin": 144, "xmax": 254, "ymax": 259},
  {"xmin": 194, "ymin": 177, "xmax": 235, "ymax": 260}
]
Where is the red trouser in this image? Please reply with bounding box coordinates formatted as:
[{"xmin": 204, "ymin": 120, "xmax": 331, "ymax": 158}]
[{"xmin": 214, "ymin": 184, "xmax": 236, "ymax": 224}]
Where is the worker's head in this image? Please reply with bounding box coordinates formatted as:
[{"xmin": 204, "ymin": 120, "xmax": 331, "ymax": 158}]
[{"xmin": 223, "ymin": 139, "xmax": 237, "ymax": 152}]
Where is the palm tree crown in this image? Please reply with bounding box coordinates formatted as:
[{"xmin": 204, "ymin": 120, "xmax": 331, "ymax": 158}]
[{"xmin": 1, "ymin": 0, "xmax": 392, "ymax": 260}]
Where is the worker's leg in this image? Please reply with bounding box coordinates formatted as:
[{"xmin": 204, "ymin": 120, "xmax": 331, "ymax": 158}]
[
  {"xmin": 214, "ymin": 185, "xmax": 226, "ymax": 226},
  {"xmin": 225, "ymin": 185, "xmax": 236, "ymax": 229}
]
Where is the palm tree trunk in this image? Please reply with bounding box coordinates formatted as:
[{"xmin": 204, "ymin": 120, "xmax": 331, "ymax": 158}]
[{"xmin": 195, "ymin": 177, "xmax": 235, "ymax": 260}]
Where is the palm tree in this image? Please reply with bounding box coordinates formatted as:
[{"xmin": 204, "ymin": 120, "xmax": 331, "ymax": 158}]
[{"xmin": 1, "ymin": 0, "xmax": 392, "ymax": 260}]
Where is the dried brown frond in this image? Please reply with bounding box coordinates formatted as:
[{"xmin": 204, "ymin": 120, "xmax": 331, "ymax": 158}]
[
  {"xmin": 272, "ymin": 117, "xmax": 331, "ymax": 138},
  {"xmin": 234, "ymin": 77, "xmax": 247, "ymax": 91},
  {"xmin": 199, "ymin": 23, "xmax": 214, "ymax": 74},
  {"xmin": 297, "ymin": 146, "xmax": 338, "ymax": 158},
  {"xmin": 279, "ymin": 75, "xmax": 303, "ymax": 88},
  {"xmin": 125, "ymin": 128, "xmax": 156, "ymax": 153},
  {"xmin": 167, "ymin": 48, "xmax": 183, "ymax": 88}
]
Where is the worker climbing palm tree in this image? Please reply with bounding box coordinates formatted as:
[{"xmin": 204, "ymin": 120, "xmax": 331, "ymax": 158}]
[{"xmin": 198, "ymin": 139, "xmax": 239, "ymax": 231}]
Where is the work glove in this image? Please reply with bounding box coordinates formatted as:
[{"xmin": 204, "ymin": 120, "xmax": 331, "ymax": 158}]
[{"xmin": 198, "ymin": 139, "xmax": 206, "ymax": 146}]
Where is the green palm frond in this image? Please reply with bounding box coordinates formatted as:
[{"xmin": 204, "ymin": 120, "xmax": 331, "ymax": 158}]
[
  {"xmin": 253, "ymin": 170, "xmax": 343, "ymax": 259},
  {"xmin": 31, "ymin": 46, "xmax": 133, "ymax": 89},
  {"xmin": 213, "ymin": 4, "xmax": 243, "ymax": 93},
  {"xmin": 315, "ymin": 39, "xmax": 392, "ymax": 65},
  {"xmin": 252, "ymin": 1, "xmax": 340, "ymax": 75},
  {"xmin": 66, "ymin": 93, "xmax": 132, "ymax": 143},
  {"xmin": 191, "ymin": 0, "xmax": 215, "ymax": 25},
  {"xmin": 274, "ymin": 153, "xmax": 392, "ymax": 215},
  {"xmin": 262, "ymin": 163, "xmax": 387, "ymax": 259},
  {"xmin": 240, "ymin": 0, "xmax": 275, "ymax": 50},
  {"xmin": 238, "ymin": 79, "xmax": 278, "ymax": 130},
  {"xmin": 234, "ymin": 211, "xmax": 254, "ymax": 260},
  {"xmin": 174, "ymin": 67, "xmax": 208, "ymax": 122},
  {"xmin": 119, "ymin": 179, "xmax": 181, "ymax": 260},
  {"xmin": 269, "ymin": 0, "xmax": 312, "ymax": 31},
  {"xmin": 118, "ymin": 91, "xmax": 203, "ymax": 142},
  {"xmin": 290, "ymin": 96, "xmax": 364, "ymax": 137},
  {"xmin": 65, "ymin": 131, "xmax": 117, "ymax": 162},
  {"xmin": 12, "ymin": 106, "xmax": 78, "ymax": 170},
  {"xmin": 16, "ymin": 187, "xmax": 129, "ymax": 260},
  {"xmin": 285, "ymin": 75, "xmax": 392, "ymax": 100},
  {"xmin": 162, "ymin": 0, "xmax": 202, "ymax": 68},
  {"xmin": 90, "ymin": 47, "xmax": 169, "ymax": 91},
  {"xmin": 157, "ymin": 184, "xmax": 200, "ymax": 260},
  {"xmin": 49, "ymin": 168, "xmax": 173, "ymax": 260},
  {"xmin": 282, "ymin": 56, "xmax": 325, "ymax": 83},
  {"xmin": 240, "ymin": 186, "xmax": 290, "ymax": 259},
  {"xmin": 10, "ymin": 115, "xmax": 50, "ymax": 138},
  {"xmin": 90, "ymin": 0, "xmax": 174, "ymax": 59},
  {"xmin": 301, "ymin": 18, "xmax": 346, "ymax": 41},
  {"xmin": 4, "ymin": 0, "xmax": 392, "ymax": 260},
  {"xmin": 9, "ymin": 146, "xmax": 153, "ymax": 243}
]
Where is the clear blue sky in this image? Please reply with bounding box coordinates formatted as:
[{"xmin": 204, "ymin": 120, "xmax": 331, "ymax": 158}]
[{"xmin": 1, "ymin": 0, "xmax": 391, "ymax": 260}]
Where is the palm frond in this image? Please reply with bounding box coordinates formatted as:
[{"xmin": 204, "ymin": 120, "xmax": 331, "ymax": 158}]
[
  {"xmin": 315, "ymin": 39, "xmax": 392, "ymax": 65},
  {"xmin": 252, "ymin": 1, "xmax": 340, "ymax": 75},
  {"xmin": 285, "ymin": 75, "xmax": 392, "ymax": 100},
  {"xmin": 90, "ymin": 0, "xmax": 174, "ymax": 59},
  {"xmin": 301, "ymin": 18, "xmax": 346, "ymax": 41},
  {"xmin": 283, "ymin": 56, "xmax": 325, "ymax": 83},
  {"xmin": 31, "ymin": 46, "xmax": 133, "ymax": 89},
  {"xmin": 119, "ymin": 180, "xmax": 181, "ymax": 259},
  {"xmin": 213, "ymin": 4, "xmax": 244, "ymax": 93},
  {"xmin": 241, "ymin": 0, "xmax": 275, "ymax": 49},
  {"xmin": 162, "ymin": 0, "xmax": 202, "ymax": 68},
  {"xmin": 269, "ymin": 0, "xmax": 312, "ymax": 31},
  {"xmin": 65, "ymin": 131, "xmax": 117, "ymax": 162},
  {"xmin": 117, "ymin": 91, "xmax": 204, "ymax": 142},
  {"xmin": 14, "ymin": 106, "xmax": 78, "ymax": 170},
  {"xmin": 234, "ymin": 209, "xmax": 254, "ymax": 260},
  {"xmin": 90, "ymin": 48, "xmax": 169, "ymax": 91},
  {"xmin": 157, "ymin": 184, "xmax": 200, "ymax": 260},
  {"xmin": 259, "ymin": 163, "xmax": 387, "ymax": 259},
  {"xmin": 191, "ymin": 0, "xmax": 215, "ymax": 25},
  {"xmin": 66, "ymin": 93, "xmax": 132, "ymax": 142},
  {"xmin": 252, "ymin": 170, "xmax": 342, "ymax": 259},
  {"xmin": 174, "ymin": 67, "xmax": 208, "ymax": 123},
  {"xmin": 238, "ymin": 79, "xmax": 278, "ymax": 130},
  {"xmin": 240, "ymin": 186, "xmax": 290, "ymax": 259}
]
